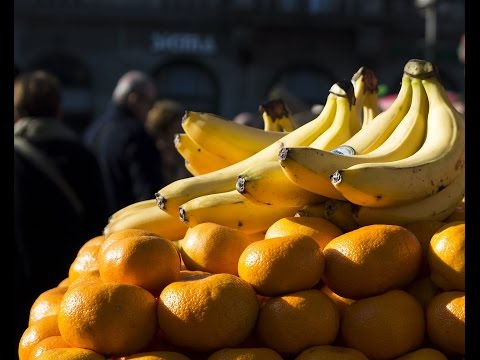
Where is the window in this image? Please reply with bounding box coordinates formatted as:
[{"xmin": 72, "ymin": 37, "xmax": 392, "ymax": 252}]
[{"xmin": 152, "ymin": 61, "xmax": 219, "ymax": 114}]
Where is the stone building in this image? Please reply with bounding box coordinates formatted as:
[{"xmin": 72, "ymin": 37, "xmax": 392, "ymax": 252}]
[{"xmin": 14, "ymin": 0, "xmax": 464, "ymax": 134}]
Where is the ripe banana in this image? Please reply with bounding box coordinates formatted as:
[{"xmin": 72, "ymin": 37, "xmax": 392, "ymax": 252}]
[
  {"xmin": 156, "ymin": 81, "xmax": 346, "ymax": 217},
  {"xmin": 178, "ymin": 190, "xmax": 300, "ymax": 234},
  {"xmin": 260, "ymin": 98, "xmax": 298, "ymax": 132},
  {"xmin": 350, "ymin": 168, "xmax": 465, "ymax": 226},
  {"xmin": 235, "ymin": 82, "xmax": 354, "ymax": 208},
  {"xmin": 308, "ymin": 81, "xmax": 356, "ymax": 151},
  {"xmin": 295, "ymin": 200, "xmax": 359, "ymax": 233},
  {"xmin": 279, "ymin": 74, "xmax": 428, "ymax": 199},
  {"xmin": 331, "ymin": 60, "xmax": 465, "ymax": 207},
  {"xmin": 362, "ymin": 87, "xmax": 380, "ymax": 127},
  {"xmin": 236, "ymin": 160, "xmax": 327, "ymax": 207},
  {"xmin": 104, "ymin": 199, "xmax": 188, "ymax": 241},
  {"xmin": 337, "ymin": 72, "xmax": 413, "ymax": 155},
  {"xmin": 174, "ymin": 133, "xmax": 233, "ymax": 175},
  {"xmin": 181, "ymin": 111, "xmax": 285, "ymax": 163},
  {"xmin": 108, "ymin": 198, "xmax": 158, "ymax": 223},
  {"xmin": 351, "ymin": 66, "xmax": 378, "ymax": 133}
]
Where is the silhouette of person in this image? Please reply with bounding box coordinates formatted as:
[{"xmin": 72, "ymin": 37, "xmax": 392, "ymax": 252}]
[
  {"xmin": 14, "ymin": 70, "xmax": 109, "ymax": 354},
  {"xmin": 83, "ymin": 70, "xmax": 167, "ymax": 215}
]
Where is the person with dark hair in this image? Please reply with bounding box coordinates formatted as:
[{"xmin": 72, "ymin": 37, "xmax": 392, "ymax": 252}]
[
  {"xmin": 83, "ymin": 70, "xmax": 166, "ymax": 215},
  {"xmin": 145, "ymin": 99, "xmax": 191, "ymax": 183},
  {"xmin": 14, "ymin": 70, "xmax": 109, "ymax": 354}
]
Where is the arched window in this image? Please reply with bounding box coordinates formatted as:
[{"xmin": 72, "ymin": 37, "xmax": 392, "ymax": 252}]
[
  {"xmin": 267, "ymin": 65, "xmax": 336, "ymax": 114},
  {"xmin": 29, "ymin": 53, "xmax": 93, "ymax": 135},
  {"xmin": 152, "ymin": 60, "xmax": 219, "ymax": 114}
]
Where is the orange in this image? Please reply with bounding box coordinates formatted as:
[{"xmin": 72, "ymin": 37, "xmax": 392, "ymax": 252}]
[
  {"xmin": 77, "ymin": 235, "xmax": 105, "ymax": 255},
  {"xmin": 444, "ymin": 196, "xmax": 465, "ymax": 223},
  {"xmin": 426, "ymin": 291, "xmax": 465, "ymax": 355},
  {"xmin": 35, "ymin": 348, "xmax": 105, "ymax": 360},
  {"xmin": 393, "ymin": 347, "xmax": 448, "ymax": 360},
  {"xmin": 178, "ymin": 269, "xmax": 211, "ymax": 281},
  {"xmin": 68, "ymin": 242, "xmax": 102, "ymax": 283},
  {"xmin": 98, "ymin": 234, "xmax": 181, "ymax": 296},
  {"xmin": 404, "ymin": 220, "xmax": 445, "ymax": 277},
  {"xmin": 29, "ymin": 335, "xmax": 71, "ymax": 359},
  {"xmin": 58, "ymin": 282, "xmax": 158, "ymax": 356},
  {"xmin": 120, "ymin": 351, "xmax": 191, "ymax": 359},
  {"xmin": 207, "ymin": 347, "xmax": 283, "ymax": 360},
  {"xmin": 29, "ymin": 286, "xmax": 68, "ymax": 325},
  {"xmin": 99, "ymin": 229, "xmax": 160, "ymax": 258},
  {"xmin": 180, "ymin": 222, "xmax": 254, "ymax": 275},
  {"xmin": 256, "ymin": 289, "xmax": 339, "ymax": 355},
  {"xmin": 157, "ymin": 273, "xmax": 259, "ymax": 352},
  {"xmin": 57, "ymin": 277, "xmax": 71, "ymax": 288},
  {"xmin": 320, "ymin": 285, "xmax": 355, "ymax": 317},
  {"xmin": 405, "ymin": 276, "xmax": 441, "ymax": 310},
  {"xmin": 238, "ymin": 234, "xmax": 324, "ymax": 297},
  {"xmin": 322, "ymin": 224, "xmax": 421, "ymax": 299},
  {"xmin": 294, "ymin": 345, "xmax": 369, "ymax": 360},
  {"xmin": 428, "ymin": 221, "xmax": 465, "ymax": 291},
  {"xmin": 18, "ymin": 315, "xmax": 60, "ymax": 360},
  {"xmin": 341, "ymin": 289, "xmax": 425, "ymax": 360},
  {"xmin": 264, "ymin": 216, "xmax": 343, "ymax": 250}
]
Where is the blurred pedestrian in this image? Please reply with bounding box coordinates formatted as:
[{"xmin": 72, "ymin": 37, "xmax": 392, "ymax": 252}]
[
  {"xmin": 14, "ymin": 70, "xmax": 109, "ymax": 354},
  {"xmin": 145, "ymin": 99, "xmax": 191, "ymax": 183},
  {"xmin": 84, "ymin": 70, "xmax": 167, "ymax": 215}
]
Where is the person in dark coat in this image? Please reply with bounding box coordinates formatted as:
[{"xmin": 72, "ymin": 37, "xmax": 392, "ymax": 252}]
[
  {"xmin": 83, "ymin": 70, "xmax": 167, "ymax": 216},
  {"xmin": 14, "ymin": 70, "xmax": 109, "ymax": 355}
]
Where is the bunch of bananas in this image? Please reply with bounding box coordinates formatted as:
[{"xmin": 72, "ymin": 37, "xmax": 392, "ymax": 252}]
[{"xmin": 105, "ymin": 59, "xmax": 464, "ymax": 238}]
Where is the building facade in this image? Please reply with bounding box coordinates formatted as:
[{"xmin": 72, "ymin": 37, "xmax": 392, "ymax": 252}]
[{"xmin": 14, "ymin": 0, "xmax": 464, "ymax": 134}]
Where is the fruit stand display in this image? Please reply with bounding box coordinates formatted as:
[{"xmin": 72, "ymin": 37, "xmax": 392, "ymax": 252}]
[{"xmin": 19, "ymin": 59, "xmax": 465, "ymax": 360}]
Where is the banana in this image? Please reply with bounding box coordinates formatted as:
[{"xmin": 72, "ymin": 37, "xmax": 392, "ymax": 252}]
[
  {"xmin": 351, "ymin": 66, "xmax": 378, "ymax": 133},
  {"xmin": 323, "ymin": 199, "xmax": 360, "ymax": 232},
  {"xmin": 295, "ymin": 202, "xmax": 327, "ymax": 218},
  {"xmin": 279, "ymin": 74, "xmax": 428, "ymax": 200},
  {"xmin": 260, "ymin": 98, "xmax": 298, "ymax": 132},
  {"xmin": 108, "ymin": 198, "xmax": 158, "ymax": 223},
  {"xmin": 155, "ymin": 81, "xmax": 345, "ymax": 217},
  {"xmin": 174, "ymin": 133, "xmax": 233, "ymax": 174},
  {"xmin": 236, "ymin": 160, "xmax": 327, "ymax": 207},
  {"xmin": 331, "ymin": 60, "xmax": 465, "ymax": 207},
  {"xmin": 178, "ymin": 190, "xmax": 300, "ymax": 234},
  {"xmin": 362, "ymin": 88, "xmax": 380, "ymax": 128},
  {"xmin": 104, "ymin": 199, "xmax": 188, "ymax": 241},
  {"xmin": 308, "ymin": 81, "xmax": 356, "ymax": 150},
  {"xmin": 295, "ymin": 200, "xmax": 359, "ymax": 233},
  {"xmin": 350, "ymin": 168, "xmax": 465, "ymax": 226},
  {"xmin": 181, "ymin": 111, "xmax": 285, "ymax": 163},
  {"xmin": 335, "ymin": 73, "xmax": 413, "ymax": 155}
]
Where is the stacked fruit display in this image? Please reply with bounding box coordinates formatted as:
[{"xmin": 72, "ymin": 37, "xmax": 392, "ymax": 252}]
[{"xmin": 18, "ymin": 59, "xmax": 465, "ymax": 360}]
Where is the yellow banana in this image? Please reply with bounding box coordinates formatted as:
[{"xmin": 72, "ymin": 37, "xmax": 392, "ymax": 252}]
[
  {"xmin": 260, "ymin": 98, "xmax": 298, "ymax": 132},
  {"xmin": 236, "ymin": 160, "xmax": 327, "ymax": 207},
  {"xmin": 155, "ymin": 81, "xmax": 345, "ymax": 217},
  {"xmin": 362, "ymin": 88, "xmax": 380, "ymax": 127},
  {"xmin": 331, "ymin": 60, "xmax": 465, "ymax": 207},
  {"xmin": 295, "ymin": 202, "xmax": 327, "ymax": 218},
  {"xmin": 174, "ymin": 133, "xmax": 233, "ymax": 174},
  {"xmin": 351, "ymin": 168, "xmax": 465, "ymax": 226},
  {"xmin": 178, "ymin": 190, "xmax": 300, "ymax": 234},
  {"xmin": 104, "ymin": 199, "xmax": 188, "ymax": 241},
  {"xmin": 308, "ymin": 82, "xmax": 356, "ymax": 150},
  {"xmin": 337, "ymin": 73, "xmax": 413, "ymax": 155},
  {"xmin": 181, "ymin": 111, "xmax": 285, "ymax": 163},
  {"xmin": 108, "ymin": 198, "xmax": 157, "ymax": 223},
  {"xmin": 351, "ymin": 66, "xmax": 378, "ymax": 133},
  {"xmin": 279, "ymin": 74, "xmax": 428, "ymax": 200}
]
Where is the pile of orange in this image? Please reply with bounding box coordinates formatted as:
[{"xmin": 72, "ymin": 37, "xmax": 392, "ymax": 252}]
[{"xmin": 18, "ymin": 213, "xmax": 465, "ymax": 360}]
